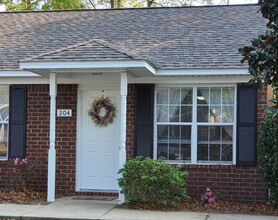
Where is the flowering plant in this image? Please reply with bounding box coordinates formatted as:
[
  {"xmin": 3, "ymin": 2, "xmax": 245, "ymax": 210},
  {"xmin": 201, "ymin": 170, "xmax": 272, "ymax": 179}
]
[
  {"xmin": 201, "ymin": 187, "xmax": 217, "ymax": 205},
  {"xmin": 88, "ymin": 97, "xmax": 116, "ymax": 127},
  {"xmin": 9, "ymin": 157, "xmax": 41, "ymax": 190}
]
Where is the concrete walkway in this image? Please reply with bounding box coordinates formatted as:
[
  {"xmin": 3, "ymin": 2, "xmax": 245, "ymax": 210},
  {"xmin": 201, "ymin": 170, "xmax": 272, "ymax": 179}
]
[{"xmin": 0, "ymin": 197, "xmax": 277, "ymax": 220}]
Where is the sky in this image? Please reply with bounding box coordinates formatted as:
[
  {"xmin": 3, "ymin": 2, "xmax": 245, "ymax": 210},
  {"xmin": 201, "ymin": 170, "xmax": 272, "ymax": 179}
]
[{"xmin": 0, "ymin": 0, "xmax": 258, "ymax": 11}]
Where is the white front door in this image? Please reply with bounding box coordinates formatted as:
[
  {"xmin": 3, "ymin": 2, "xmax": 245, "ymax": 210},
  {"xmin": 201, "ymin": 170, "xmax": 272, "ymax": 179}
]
[{"xmin": 78, "ymin": 90, "xmax": 120, "ymax": 190}]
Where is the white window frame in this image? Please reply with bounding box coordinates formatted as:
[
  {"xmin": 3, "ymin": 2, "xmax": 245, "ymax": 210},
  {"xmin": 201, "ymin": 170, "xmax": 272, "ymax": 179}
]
[
  {"xmin": 154, "ymin": 84, "xmax": 237, "ymax": 165},
  {"xmin": 0, "ymin": 86, "xmax": 9, "ymax": 160}
]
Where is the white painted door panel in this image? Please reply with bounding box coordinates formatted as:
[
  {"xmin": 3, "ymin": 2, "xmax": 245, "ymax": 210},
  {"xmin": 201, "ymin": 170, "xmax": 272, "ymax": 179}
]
[{"xmin": 79, "ymin": 90, "xmax": 120, "ymax": 190}]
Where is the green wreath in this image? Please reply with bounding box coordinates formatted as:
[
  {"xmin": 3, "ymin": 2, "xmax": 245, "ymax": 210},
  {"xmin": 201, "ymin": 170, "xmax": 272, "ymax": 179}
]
[{"xmin": 88, "ymin": 97, "xmax": 116, "ymax": 127}]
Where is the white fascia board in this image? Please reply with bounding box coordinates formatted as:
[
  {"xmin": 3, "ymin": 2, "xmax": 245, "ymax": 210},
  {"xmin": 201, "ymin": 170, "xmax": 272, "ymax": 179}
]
[
  {"xmin": 156, "ymin": 68, "xmax": 249, "ymax": 76},
  {"xmin": 129, "ymin": 75, "xmax": 252, "ymax": 84},
  {"xmin": 20, "ymin": 60, "xmax": 155, "ymax": 72},
  {"xmin": 0, "ymin": 70, "xmax": 40, "ymax": 77},
  {"xmin": 144, "ymin": 61, "xmax": 156, "ymax": 75}
]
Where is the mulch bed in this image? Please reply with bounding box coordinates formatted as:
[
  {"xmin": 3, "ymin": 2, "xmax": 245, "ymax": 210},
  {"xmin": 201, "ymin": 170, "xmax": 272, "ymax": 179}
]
[
  {"xmin": 0, "ymin": 189, "xmax": 46, "ymax": 205},
  {"xmin": 0, "ymin": 190, "xmax": 277, "ymax": 216},
  {"xmin": 121, "ymin": 199, "xmax": 278, "ymax": 216}
]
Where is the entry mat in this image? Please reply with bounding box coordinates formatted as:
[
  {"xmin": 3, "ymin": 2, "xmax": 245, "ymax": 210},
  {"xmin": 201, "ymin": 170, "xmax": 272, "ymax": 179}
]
[{"xmin": 73, "ymin": 196, "xmax": 117, "ymax": 201}]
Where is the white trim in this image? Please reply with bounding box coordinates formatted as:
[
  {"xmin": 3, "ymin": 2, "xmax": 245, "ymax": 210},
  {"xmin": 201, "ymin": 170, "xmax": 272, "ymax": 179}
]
[
  {"xmin": 119, "ymin": 72, "xmax": 127, "ymax": 204},
  {"xmin": 0, "ymin": 70, "xmax": 40, "ymax": 77},
  {"xmin": 156, "ymin": 68, "xmax": 249, "ymax": 76},
  {"xmin": 191, "ymin": 87, "xmax": 197, "ymax": 164},
  {"xmin": 233, "ymin": 84, "xmax": 238, "ymax": 165},
  {"xmin": 76, "ymin": 85, "xmax": 82, "ymax": 192},
  {"xmin": 20, "ymin": 60, "xmax": 156, "ymax": 74},
  {"xmin": 154, "ymin": 84, "xmax": 236, "ymax": 165},
  {"xmin": 47, "ymin": 73, "xmax": 57, "ymax": 202},
  {"xmin": 130, "ymin": 75, "xmax": 251, "ymax": 84}
]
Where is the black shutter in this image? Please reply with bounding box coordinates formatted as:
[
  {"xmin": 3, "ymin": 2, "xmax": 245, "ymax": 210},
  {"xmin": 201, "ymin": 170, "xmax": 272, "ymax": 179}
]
[
  {"xmin": 135, "ymin": 84, "xmax": 154, "ymax": 157},
  {"xmin": 9, "ymin": 85, "xmax": 27, "ymax": 158},
  {"xmin": 236, "ymin": 84, "xmax": 257, "ymax": 166}
]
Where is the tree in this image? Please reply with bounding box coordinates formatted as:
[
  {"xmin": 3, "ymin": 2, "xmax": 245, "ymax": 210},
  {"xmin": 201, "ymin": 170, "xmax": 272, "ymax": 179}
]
[
  {"xmin": 41, "ymin": 0, "xmax": 88, "ymax": 10},
  {"xmin": 0, "ymin": 0, "xmax": 91, "ymax": 10},
  {"xmin": 257, "ymin": 112, "xmax": 278, "ymax": 201},
  {"xmin": 239, "ymin": 0, "xmax": 278, "ymax": 116},
  {"xmin": 0, "ymin": 0, "xmax": 40, "ymax": 11}
]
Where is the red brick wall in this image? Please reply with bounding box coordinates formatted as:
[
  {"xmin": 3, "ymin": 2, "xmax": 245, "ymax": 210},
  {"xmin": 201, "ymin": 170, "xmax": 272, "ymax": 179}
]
[
  {"xmin": 0, "ymin": 84, "xmax": 77, "ymax": 195},
  {"xmin": 27, "ymin": 84, "xmax": 77, "ymax": 194},
  {"xmin": 0, "ymin": 83, "xmax": 268, "ymax": 201},
  {"xmin": 183, "ymin": 165, "xmax": 266, "ymax": 201},
  {"xmin": 125, "ymin": 84, "xmax": 268, "ymax": 202},
  {"xmin": 126, "ymin": 84, "xmax": 136, "ymax": 160}
]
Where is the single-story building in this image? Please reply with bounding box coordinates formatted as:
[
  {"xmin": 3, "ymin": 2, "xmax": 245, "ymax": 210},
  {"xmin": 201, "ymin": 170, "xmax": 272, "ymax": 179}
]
[{"xmin": 0, "ymin": 4, "xmax": 269, "ymax": 203}]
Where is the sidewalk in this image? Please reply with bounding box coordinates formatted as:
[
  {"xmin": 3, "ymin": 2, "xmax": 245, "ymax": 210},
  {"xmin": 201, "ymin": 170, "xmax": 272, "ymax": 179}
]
[{"xmin": 0, "ymin": 197, "xmax": 277, "ymax": 220}]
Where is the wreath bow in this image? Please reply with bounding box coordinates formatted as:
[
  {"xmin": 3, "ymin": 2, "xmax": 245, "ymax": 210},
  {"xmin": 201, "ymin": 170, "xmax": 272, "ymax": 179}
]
[{"xmin": 88, "ymin": 97, "xmax": 116, "ymax": 127}]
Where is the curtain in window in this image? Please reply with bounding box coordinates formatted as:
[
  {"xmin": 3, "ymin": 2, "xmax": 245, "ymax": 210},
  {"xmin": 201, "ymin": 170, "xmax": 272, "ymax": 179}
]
[{"xmin": 198, "ymin": 88, "xmax": 233, "ymax": 138}]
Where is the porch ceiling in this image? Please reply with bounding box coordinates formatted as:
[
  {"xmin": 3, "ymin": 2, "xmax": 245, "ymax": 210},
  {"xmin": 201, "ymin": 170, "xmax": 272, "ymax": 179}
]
[{"xmin": 19, "ymin": 60, "xmax": 156, "ymax": 78}]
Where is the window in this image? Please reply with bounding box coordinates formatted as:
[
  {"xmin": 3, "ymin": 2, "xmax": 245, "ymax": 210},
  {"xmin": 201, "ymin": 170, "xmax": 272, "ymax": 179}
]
[
  {"xmin": 155, "ymin": 86, "xmax": 235, "ymax": 164},
  {"xmin": 0, "ymin": 87, "xmax": 9, "ymax": 159}
]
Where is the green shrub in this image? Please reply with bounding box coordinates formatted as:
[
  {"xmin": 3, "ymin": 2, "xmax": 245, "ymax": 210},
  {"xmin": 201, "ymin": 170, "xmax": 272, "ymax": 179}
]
[
  {"xmin": 118, "ymin": 157, "xmax": 189, "ymax": 207},
  {"xmin": 258, "ymin": 112, "xmax": 278, "ymax": 201}
]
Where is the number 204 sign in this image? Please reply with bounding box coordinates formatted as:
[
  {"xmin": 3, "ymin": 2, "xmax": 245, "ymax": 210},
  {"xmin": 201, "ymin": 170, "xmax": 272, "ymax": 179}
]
[{"xmin": 57, "ymin": 109, "xmax": 72, "ymax": 117}]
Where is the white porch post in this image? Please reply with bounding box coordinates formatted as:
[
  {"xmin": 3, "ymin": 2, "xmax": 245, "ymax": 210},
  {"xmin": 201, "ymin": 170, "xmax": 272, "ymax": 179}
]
[
  {"xmin": 119, "ymin": 71, "xmax": 127, "ymax": 204},
  {"xmin": 47, "ymin": 73, "xmax": 57, "ymax": 202}
]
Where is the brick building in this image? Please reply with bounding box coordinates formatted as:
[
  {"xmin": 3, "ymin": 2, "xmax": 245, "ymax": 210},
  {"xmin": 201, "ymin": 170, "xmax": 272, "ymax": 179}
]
[{"xmin": 0, "ymin": 4, "xmax": 269, "ymax": 202}]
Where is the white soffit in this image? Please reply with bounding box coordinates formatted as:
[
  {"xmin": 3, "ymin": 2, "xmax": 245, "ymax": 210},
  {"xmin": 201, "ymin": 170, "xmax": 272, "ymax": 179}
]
[
  {"xmin": 20, "ymin": 60, "xmax": 156, "ymax": 77},
  {"xmin": 0, "ymin": 70, "xmax": 40, "ymax": 77}
]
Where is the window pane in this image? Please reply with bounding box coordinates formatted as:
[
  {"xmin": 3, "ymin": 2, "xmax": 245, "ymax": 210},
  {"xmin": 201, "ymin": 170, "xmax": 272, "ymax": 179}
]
[
  {"xmin": 0, "ymin": 124, "xmax": 8, "ymax": 158},
  {"xmin": 198, "ymin": 126, "xmax": 208, "ymax": 142},
  {"xmin": 222, "ymin": 126, "xmax": 233, "ymax": 142},
  {"xmin": 169, "ymin": 144, "xmax": 179, "ymax": 160},
  {"xmin": 222, "ymin": 87, "xmax": 234, "ymax": 104},
  {"xmin": 169, "ymin": 125, "xmax": 180, "ymax": 142},
  {"xmin": 181, "ymin": 144, "xmax": 191, "ymax": 161},
  {"xmin": 210, "ymin": 144, "xmax": 220, "ymax": 161},
  {"xmin": 222, "ymin": 144, "xmax": 232, "ymax": 161},
  {"xmin": 169, "ymin": 88, "xmax": 180, "ymax": 104},
  {"xmin": 157, "ymin": 143, "xmax": 168, "ymax": 159},
  {"xmin": 181, "ymin": 125, "xmax": 191, "ymax": 141},
  {"xmin": 197, "ymin": 88, "xmax": 209, "ymax": 104},
  {"xmin": 197, "ymin": 106, "xmax": 209, "ymax": 122},
  {"xmin": 210, "ymin": 88, "xmax": 221, "ymax": 104},
  {"xmin": 157, "ymin": 125, "xmax": 168, "ymax": 142},
  {"xmin": 169, "ymin": 105, "xmax": 179, "ymax": 122},
  {"xmin": 210, "ymin": 106, "xmax": 221, "ymax": 123},
  {"xmin": 222, "ymin": 106, "xmax": 234, "ymax": 122},
  {"xmin": 198, "ymin": 144, "xmax": 208, "ymax": 161},
  {"xmin": 181, "ymin": 106, "xmax": 192, "ymax": 122},
  {"xmin": 0, "ymin": 104, "xmax": 9, "ymax": 122},
  {"xmin": 0, "ymin": 88, "xmax": 9, "ymax": 158},
  {"xmin": 210, "ymin": 126, "xmax": 221, "ymax": 142},
  {"xmin": 181, "ymin": 88, "xmax": 192, "ymax": 104},
  {"xmin": 157, "ymin": 88, "xmax": 168, "ymax": 104},
  {"xmin": 157, "ymin": 106, "xmax": 168, "ymax": 122},
  {"xmin": 181, "ymin": 125, "xmax": 191, "ymax": 161},
  {"xmin": 169, "ymin": 126, "xmax": 180, "ymax": 160}
]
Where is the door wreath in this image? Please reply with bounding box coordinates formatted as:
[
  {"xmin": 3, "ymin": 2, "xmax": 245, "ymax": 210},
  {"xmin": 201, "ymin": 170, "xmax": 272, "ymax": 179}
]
[{"xmin": 88, "ymin": 97, "xmax": 117, "ymax": 127}]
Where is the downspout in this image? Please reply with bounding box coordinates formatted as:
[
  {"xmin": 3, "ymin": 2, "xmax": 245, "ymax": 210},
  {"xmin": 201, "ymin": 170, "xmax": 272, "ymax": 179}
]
[{"xmin": 47, "ymin": 73, "xmax": 57, "ymax": 202}]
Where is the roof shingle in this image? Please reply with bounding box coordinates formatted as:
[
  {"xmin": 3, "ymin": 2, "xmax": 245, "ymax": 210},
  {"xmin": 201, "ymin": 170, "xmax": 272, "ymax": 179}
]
[{"xmin": 0, "ymin": 5, "xmax": 266, "ymax": 70}]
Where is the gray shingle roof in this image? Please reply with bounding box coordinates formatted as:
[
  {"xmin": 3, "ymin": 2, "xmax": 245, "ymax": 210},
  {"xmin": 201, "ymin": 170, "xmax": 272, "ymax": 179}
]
[
  {"xmin": 22, "ymin": 39, "xmax": 135, "ymax": 62},
  {"xmin": 0, "ymin": 5, "xmax": 266, "ymax": 70}
]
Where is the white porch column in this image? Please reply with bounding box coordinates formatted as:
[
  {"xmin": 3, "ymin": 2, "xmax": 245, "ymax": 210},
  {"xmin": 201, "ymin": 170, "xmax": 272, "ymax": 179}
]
[
  {"xmin": 47, "ymin": 73, "xmax": 57, "ymax": 202},
  {"xmin": 119, "ymin": 71, "xmax": 127, "ymax": 204}
]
